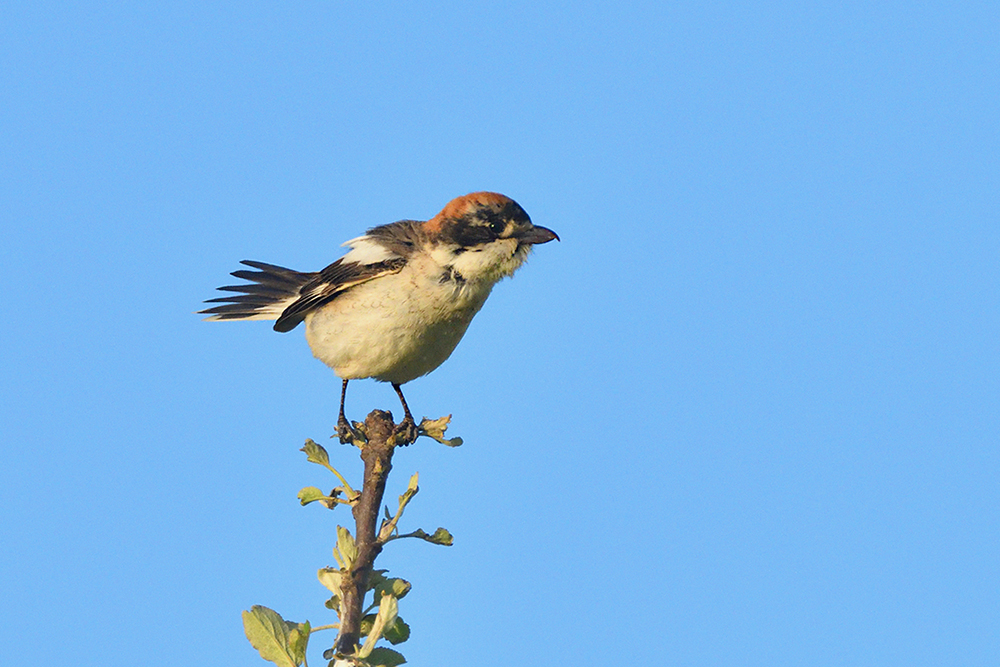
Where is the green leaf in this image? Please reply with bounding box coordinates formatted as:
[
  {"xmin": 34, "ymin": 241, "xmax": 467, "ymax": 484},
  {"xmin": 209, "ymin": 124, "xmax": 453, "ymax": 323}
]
[
  {"xmin": 407, "ymin": 527, "xmax": 454, "ymax": 546},
  {"xmin": 336, "ymin": 526, "xmax": 357, "ymax": 569},
  {"xmin": 378, "ymin": 474, "xmax": 424, "ymax": 541},
  {"xmin": 374, "ymin": 577, "xmax": 411, "ymax": 601},
  {"xmin": 364, "ymin": 647, "xmax": 407, "ymax": 666},
  {"xmin": 301, "ymin": 440, "xmax": 358, "ymax": 500},
  {"xmin": 397, "ymin": 474, "xmax": 419, "ymax": 511},
  {"xmin": 358, "ymin": 594, "xmax": 399, "ymax": 659},
  {"xmin": 298, "ymin": 486, "xmax": 328, "ymax": 506},
  {"xmin": 287, "ymin": 620, "xmax": 310, "ymax": 665},
  {"xmin": 359, "ymin": 613, "xmax": 377, "ymax": 636},
  {"xmin": 366, "ymin": 569, "xmax": 389, "ymax": 593},
  {"xmin": 301, "ymin": 439, "xmax": 330, "ymax": 466},
  {"xmin": 242, "ymin": 605, "xmax": 306, "ymax": 667},
  {"xmin": 317, "ymin": 567, "xmax": 343, "ymax": 594},
  {"xmin": 382, "ymin": 617, "xmax": 410, "ymax": 645},
  {"xmin": 426, "ymin": 527, "xmax": 453, "ymax": 546},
  {"xmin": 417, "ymin": 415, "xmax": 463, "ymax": 447}
]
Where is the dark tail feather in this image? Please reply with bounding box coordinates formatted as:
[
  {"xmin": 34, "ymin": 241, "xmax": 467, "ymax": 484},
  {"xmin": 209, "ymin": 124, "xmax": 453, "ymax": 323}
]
[{"xmin": 199, "ymin": 260, "xmax": 313, "ymax": 325}]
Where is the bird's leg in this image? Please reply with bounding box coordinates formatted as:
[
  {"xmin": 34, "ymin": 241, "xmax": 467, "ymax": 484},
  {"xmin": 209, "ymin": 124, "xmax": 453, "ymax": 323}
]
[
  {"xmin": 337, "ymin": 378, "xmax": 360, "ymax": 444},
  {"xmin": 391, "ymin": 383, "xmax": 418, "ymax": 445}
]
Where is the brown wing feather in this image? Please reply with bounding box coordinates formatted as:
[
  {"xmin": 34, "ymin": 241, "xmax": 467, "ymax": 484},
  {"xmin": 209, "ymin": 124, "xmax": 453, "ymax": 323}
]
[{"xmin": 272, "ymin": 256, "xmax": 407, "ymax": 332}]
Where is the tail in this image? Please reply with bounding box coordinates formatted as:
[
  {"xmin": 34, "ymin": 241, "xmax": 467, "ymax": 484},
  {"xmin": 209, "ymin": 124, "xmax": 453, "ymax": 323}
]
[{"xmin": 200, "ymin": 260, "xmax": 313, "ymax": 329}]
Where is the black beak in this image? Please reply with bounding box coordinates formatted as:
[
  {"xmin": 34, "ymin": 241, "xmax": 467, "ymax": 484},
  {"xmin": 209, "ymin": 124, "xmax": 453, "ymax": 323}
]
[{"xmin": 517, "ymin": 225, "xmax": 560, "ymax": 245}]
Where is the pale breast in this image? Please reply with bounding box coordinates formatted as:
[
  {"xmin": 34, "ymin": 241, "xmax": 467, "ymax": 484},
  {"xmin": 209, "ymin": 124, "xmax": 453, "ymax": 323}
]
[{"xmin": 303, "ymin": 259, "xmax": 493, "ymax": 383}]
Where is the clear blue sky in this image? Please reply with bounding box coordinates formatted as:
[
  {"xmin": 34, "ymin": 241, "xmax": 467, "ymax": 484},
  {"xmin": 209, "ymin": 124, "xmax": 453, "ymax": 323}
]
[{"xmin": 2, "ymin": 2, "xmax": 997, "ymax": 665}]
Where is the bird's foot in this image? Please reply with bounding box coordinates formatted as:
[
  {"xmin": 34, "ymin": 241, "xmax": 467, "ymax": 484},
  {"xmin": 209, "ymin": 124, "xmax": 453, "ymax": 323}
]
[
  {"xmin": 337, "ymin": 415, "xmax": 365, "ymax": 445},
  {"xmin": 390, "ymin": 416, "xmax": 419, "ymax": 446}
]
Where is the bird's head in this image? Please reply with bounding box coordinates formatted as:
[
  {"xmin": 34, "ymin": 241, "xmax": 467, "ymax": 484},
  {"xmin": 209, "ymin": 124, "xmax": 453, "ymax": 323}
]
[{"xmin": 425, "ymin": 192, "xmax": 559, "ymax": 283}]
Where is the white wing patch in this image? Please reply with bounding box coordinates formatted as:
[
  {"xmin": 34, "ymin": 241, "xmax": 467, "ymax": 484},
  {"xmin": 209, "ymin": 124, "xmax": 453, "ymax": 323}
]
[{"xmin": 341, "ymin": 236, "xmax": 399, "ymax": 265}]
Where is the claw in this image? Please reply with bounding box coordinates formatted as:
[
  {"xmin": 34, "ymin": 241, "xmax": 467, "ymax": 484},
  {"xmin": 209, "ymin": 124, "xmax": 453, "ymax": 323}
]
[
  {"xmin": 337, "ymin": 414, "xmax": 364, "ymax": 445},
  {"xmin": 391, "ymin": 416, "xmax": 419, "ymax": 446}
]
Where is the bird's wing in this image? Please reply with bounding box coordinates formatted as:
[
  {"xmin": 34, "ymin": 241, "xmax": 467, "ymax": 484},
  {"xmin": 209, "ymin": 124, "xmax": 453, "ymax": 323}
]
[
  {"xmin": 272, "ymin": 254, "xmax": 406, "ymax": 332},
  {"xmin": 201, "ymin": 222, "xmax": 421, "ymax": 332}
]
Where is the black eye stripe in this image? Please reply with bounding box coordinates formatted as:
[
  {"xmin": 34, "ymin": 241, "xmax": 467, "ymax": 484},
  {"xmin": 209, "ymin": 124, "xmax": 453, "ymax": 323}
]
[
  {"xmin": 451, "ymin": 219, "xmax": 494, "ymax": 246},
  {"xmin": 447, "ymin": 202, "xmax": 531, "ymax": 247}
]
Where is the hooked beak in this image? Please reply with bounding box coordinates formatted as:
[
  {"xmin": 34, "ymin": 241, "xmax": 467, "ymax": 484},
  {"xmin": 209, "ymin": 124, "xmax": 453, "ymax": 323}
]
[{"xmin": 516, "ymin": 225, "xmax": 560, "ymax": 245}]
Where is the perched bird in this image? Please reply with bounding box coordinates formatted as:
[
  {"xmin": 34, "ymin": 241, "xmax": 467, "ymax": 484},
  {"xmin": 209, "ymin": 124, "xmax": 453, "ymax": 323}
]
[{"xmin": 201, "ymin": 192, "xmax": 559, "ymax": 441}]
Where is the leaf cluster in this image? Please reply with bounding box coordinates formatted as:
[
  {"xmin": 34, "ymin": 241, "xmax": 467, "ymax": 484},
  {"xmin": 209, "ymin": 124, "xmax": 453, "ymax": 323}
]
[{"xmin": 243, "ymin": 418, "xmax": 460, "ymax": 666}]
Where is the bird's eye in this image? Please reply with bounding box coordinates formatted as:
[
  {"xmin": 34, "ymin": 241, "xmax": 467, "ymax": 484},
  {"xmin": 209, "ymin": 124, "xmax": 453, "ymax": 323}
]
[{"xmin": 489, "ymin": 219, "xmax": 506, "ymax": 236}]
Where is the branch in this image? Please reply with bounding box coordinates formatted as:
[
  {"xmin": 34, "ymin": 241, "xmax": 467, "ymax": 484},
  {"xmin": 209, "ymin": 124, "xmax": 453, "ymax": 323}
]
[{"xmin": 333, "ymin": 409, "xmax": 408, "ymax": 655}]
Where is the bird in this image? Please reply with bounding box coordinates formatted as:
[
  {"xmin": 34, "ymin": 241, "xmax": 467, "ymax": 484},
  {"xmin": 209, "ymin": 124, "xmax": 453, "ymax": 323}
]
[{"xmin": 200, "ymin": 191, "xmax": 559, "ymax": 442}]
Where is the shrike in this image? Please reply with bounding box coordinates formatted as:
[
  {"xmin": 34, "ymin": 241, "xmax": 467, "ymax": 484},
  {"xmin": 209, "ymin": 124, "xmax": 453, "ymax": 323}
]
[{"xmin": 201, "ymin": 192, "xmax": 558, "ymax": 441}]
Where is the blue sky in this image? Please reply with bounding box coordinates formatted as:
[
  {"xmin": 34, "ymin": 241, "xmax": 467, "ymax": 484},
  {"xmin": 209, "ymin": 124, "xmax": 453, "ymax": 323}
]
[{"xmin": 2, "ymin": 2, "xmax": 998, "ymax": 665}]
